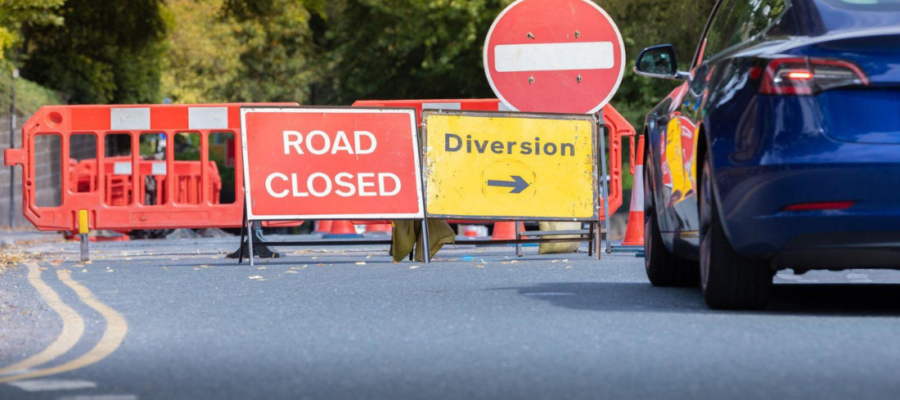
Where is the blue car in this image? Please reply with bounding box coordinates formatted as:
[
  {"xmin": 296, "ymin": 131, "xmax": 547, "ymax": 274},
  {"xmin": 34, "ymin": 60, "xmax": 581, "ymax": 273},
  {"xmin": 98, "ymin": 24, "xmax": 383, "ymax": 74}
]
[{"xmin": 633, "ymin": 0, "xmax": 900, "ymax": 309}]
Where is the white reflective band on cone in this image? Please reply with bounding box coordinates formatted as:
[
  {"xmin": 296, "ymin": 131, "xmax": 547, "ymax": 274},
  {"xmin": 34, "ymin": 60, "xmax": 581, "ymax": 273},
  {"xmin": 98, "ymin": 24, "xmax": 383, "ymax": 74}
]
[{"xmin": 630, "ymin": 165, "xmax": 644, "ymax": 212}]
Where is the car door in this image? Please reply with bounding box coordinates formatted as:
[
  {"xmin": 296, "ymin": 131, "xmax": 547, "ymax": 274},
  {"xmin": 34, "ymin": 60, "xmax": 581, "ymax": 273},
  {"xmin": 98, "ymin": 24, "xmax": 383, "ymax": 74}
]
[
  {"xmin": 655, "ymin": 2, "xmax": 726, "ymax": 237},
  {"xmin": 659, "ymin": 0, "xmax": 786, "ymax": 239}
]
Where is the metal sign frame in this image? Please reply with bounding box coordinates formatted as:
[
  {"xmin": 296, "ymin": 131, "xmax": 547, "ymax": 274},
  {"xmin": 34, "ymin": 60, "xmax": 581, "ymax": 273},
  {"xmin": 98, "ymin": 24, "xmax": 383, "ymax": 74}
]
[
  {"xmin": 237, "ymin": 106, "xmax": 431, "ymax": 266},
  {"xmin": 421, "ymin": 110, "xmax": 600, "ymax": 222}
]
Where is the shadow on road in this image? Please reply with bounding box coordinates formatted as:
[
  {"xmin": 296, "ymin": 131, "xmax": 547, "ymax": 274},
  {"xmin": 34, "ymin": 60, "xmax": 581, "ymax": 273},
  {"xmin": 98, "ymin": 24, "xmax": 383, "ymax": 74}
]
[{"xmin": 500, "ymin": 282, "xmax": 900, "ymax": 316}]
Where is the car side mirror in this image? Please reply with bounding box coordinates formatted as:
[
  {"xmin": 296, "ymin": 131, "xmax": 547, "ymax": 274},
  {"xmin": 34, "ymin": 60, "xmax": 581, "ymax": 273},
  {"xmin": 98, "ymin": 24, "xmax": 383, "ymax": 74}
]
[{"xmin": 634, "ymin": 44, "xmax": 689, "ymax": 81}]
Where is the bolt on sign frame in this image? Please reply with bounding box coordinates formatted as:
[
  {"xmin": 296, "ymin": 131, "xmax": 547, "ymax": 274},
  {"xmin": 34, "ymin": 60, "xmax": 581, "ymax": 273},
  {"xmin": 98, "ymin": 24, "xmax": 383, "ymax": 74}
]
[
  {"xmin": 421, "ymin": 110, "xmax": 609, "ymax": 259},
  {"xmin": 237, "ymin": 106, "xmax": 429, "ymax": 266}
]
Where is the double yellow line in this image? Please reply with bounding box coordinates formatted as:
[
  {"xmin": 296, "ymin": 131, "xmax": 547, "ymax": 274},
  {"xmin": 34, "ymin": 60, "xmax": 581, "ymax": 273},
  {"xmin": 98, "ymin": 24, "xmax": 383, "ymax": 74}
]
[{"xmin": 0, "ymin": 262, "xmax": 128, "ymax": 384}]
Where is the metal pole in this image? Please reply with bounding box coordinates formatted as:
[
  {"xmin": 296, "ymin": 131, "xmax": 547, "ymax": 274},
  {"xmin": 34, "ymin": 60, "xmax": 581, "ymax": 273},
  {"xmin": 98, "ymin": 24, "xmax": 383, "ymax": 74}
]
[
  {"xmin": 80, "ymin": 234, "xmax": 90, "ymax": 262},
  {"xmin": 247, "ymin": 220, "xmax": 255, "ymax": 267},
  {"xmin": 515, "ymin": 222, "xmax": 523, "ymax": 257},
  {"xmin": 421, "ymin": 218, "xmax": 431, "ymax": 264},
  {"xmin": 238, "ymin": 205, "xmax": 247, "ymax": 264},
  {"xmin": 8, "ymin": 69, "xmax": 17, "ymax": 229},
  {"xmin": 598, "ymin": 111, "xmax": 612, "ymax": 255}
]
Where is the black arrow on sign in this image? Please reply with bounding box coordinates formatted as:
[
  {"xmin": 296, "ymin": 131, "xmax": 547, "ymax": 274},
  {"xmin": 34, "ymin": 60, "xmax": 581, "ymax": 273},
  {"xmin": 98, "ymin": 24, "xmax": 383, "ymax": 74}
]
[{"xmin": 487, "ymin": 175, "xmax": 530, "ymax": 194}]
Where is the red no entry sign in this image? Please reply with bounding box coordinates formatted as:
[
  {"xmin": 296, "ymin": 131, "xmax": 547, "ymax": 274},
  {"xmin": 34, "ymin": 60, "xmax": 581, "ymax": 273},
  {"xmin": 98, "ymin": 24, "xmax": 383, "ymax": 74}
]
[
  {"xmin": 240, "ymin": 108, "xmax": 424, "ymax": 220},
  {"xmin": 484, "ymin": 0, "xmax": 626, "ymax": 114}
]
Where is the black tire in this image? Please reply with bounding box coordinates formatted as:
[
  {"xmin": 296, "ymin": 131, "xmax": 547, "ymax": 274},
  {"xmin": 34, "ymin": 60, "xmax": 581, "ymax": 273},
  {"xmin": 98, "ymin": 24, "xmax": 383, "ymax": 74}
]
[
  {"xmin": 699, "ymin": 154, "xmax": 773, "ymax": 310},
  {"xmin": 644, "ymin": 149, "xmax": 700, "ymax": 287}
]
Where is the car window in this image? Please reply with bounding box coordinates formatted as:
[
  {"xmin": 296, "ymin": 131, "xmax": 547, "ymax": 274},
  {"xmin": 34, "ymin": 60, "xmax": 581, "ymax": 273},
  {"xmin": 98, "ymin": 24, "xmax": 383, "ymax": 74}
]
[
  {"xmin": 701, "ymin": 0, "xmax": 789, "ymax": 62},
  {"xmin": 821, "ymin": 0, "xmax": 900, "ymax": 10}
]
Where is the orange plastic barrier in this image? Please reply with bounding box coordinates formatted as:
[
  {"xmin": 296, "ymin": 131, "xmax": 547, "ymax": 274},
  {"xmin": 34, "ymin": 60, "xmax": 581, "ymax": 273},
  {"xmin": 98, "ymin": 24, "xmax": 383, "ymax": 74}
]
[
  {"xmin": 69, "ymin": 156, "xmax": 222, "ymax": 206},
  {"xmin": 4, "ymin": 103, "xmax": 294, "ymax": 232},
  {"xmin": 351, "ymin": 99, "xmax": 633, "ymax": 220}
]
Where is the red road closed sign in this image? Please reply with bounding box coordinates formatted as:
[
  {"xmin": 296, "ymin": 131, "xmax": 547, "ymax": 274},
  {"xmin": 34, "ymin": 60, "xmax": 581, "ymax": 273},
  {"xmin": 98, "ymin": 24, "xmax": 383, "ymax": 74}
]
[
  {"xmin": 240, "ymin": 107, "xmax": 424, "ymax": 220},
  {"xmin": 484, "ymin": 0, "xmax": 626, "ymax": 114}
]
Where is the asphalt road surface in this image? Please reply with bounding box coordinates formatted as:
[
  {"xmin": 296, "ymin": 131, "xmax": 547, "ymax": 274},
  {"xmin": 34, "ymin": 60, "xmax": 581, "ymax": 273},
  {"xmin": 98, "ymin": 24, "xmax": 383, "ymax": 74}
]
[{"xmin": 2, "ymin": 234, "xmax": 900, "ymax": 400}]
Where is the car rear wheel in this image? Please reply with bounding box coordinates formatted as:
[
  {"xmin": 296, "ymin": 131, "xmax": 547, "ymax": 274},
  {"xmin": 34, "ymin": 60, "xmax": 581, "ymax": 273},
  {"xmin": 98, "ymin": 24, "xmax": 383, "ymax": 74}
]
[
  {"xmin": 699, "ymin": 154, "xmax": 773, "ymax": 310},
  {"xmin": 644, "ymin": 151, "xmax": 700, "ymax": 287}
]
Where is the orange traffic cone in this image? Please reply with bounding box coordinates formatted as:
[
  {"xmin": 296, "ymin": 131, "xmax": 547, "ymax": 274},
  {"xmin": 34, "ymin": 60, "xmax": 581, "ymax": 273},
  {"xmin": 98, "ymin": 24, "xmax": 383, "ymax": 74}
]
[
  {"xmin": 622, "ymin": 136, "xmax": 646, "ymax": 246},
  {"xmin": 324, "ymin": 220, "xmax": 363, "ymax": 238},
  {"xmin": 315, "ymin": 220, "xmax": 332, "ymax": 233},
  {"xmin": 492, "ymin": 222, "xmax": 522, "ymax": 241},
  {"xmin": 463, "ymin": 225, "xmax": 479, "ymax": 237}
]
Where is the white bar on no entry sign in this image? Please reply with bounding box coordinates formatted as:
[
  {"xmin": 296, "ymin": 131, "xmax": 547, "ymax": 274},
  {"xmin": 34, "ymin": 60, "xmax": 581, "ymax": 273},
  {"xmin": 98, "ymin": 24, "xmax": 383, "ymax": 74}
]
[{"xmin": 494, "ymin": 42, "xmax": 614, "ymax": 72}]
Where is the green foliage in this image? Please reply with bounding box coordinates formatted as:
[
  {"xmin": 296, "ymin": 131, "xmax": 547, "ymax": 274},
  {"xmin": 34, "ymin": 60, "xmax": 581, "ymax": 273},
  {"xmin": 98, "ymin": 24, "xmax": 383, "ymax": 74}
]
[
  {"xmin": 596, "ymin": 0, "xmax": 717, "ymax": 127},
  {"xmin": 162, "ymin": 0, "xmax": 319, "ymax": 103},
  {"xmin": 219, "ymin": 0, "xmax": 317, "ymax": 103},
  {"xmin": 0, "ymin": 0, "xmax": 65, "ymax": 59},
  {"xmin": 20, "ymin": 0, "xmax": 167, "ymax": 104},
  {"xmin": 317, "ymin": 0, "xmax": 511, "ymax": 104},
  {"xmin": 161, "ymin": 0, "xmax": 244, "ymax": 103},
  {"xmin": 0, "ymin": 62, "xmax": 64, "ymax": 115}
]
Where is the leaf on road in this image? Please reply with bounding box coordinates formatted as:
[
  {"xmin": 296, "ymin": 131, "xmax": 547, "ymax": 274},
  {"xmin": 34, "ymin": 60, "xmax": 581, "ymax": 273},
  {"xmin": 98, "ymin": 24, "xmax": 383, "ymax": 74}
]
[
  {"xmin": 284, "ymin": 270, "xmax": 299, "ymax": 274},
  {"xmin": 248, "ymin": 275, "xmax": 264, "ymax": 280},
  {"xmin": 409, "ymin": 265, "xmax": 420, "ymax": 270},
  {"xmin": 257, "ymin": 266, "xmax": 266, "ymax": 270}
]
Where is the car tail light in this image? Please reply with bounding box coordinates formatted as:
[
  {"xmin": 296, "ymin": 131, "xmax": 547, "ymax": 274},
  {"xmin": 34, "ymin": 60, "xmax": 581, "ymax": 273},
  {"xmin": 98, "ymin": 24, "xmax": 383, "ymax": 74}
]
[
  {"xmin": 782, "ymin": 201, "xmax": 855, "ymax": 211},
  {"xmin": 759, "ymin": 57, "xmax": 869, "ymax": 95}
]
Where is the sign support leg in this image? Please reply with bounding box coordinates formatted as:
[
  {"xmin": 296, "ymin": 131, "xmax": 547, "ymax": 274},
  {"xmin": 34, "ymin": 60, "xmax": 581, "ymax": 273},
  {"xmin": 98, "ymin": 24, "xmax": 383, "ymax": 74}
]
[
  {"xmin": 598, "ymin": 113, "xmax": 612, "ymax": 255},
  {"xmin": 587, "ymin": 222, "xmax": 594, "ymax": 257},
  {"xmin": 515, "ymin": 222, "xmax": 523, "ymax": 258},
  {"xmin": 421, "ymin": 218, "xmax": 431, "ymax": 264},
  {"xmin": 238, "ymin": 205, "xmax": 247, "ymax": 264},
  {"xmin": 247, "ymin": 220, "xmax": 255, "ymax": 267},
  {"xmin": 80, "ymin": 234, "xmax": 90, "ymax": 262},
  {"xmin": 78, "ymin": 210, "xmax": 89, "ymax": 262}
]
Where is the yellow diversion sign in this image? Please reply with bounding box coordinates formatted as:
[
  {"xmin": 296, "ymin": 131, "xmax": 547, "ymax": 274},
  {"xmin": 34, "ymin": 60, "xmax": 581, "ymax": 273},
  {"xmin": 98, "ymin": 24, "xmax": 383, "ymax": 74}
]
[{"xmin": 423, "ymin": 111, "xmax": 598, "ymax": 220}]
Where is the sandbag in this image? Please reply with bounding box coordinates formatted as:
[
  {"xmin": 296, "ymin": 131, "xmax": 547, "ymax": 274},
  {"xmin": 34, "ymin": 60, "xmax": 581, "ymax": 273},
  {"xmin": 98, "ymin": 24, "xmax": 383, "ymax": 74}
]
[
  {"xmin": 391, "ymin": 220, "xmax": 456, "ymax": 262},
  {"xmin": 537, "ymin": 221, "xmax": 582, "ymax": 254}
]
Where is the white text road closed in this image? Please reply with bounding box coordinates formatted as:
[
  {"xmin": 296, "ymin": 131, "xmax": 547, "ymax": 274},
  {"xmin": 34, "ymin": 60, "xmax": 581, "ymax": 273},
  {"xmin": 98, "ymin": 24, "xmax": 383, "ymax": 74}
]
[{"xmin": 240, "ymin": 107, "xmax": 424, "ymax": 220}]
